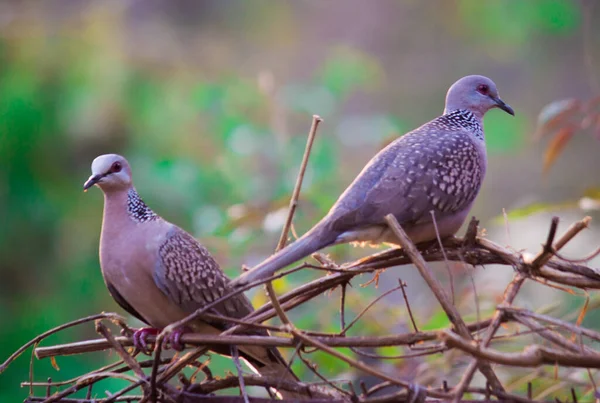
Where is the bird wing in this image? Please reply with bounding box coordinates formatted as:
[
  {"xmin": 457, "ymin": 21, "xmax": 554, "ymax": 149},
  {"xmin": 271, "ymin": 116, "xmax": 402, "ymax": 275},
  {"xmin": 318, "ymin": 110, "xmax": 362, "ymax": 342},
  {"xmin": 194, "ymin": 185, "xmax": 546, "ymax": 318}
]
[
  {"xmin": 153, "ymin": 227, "xmax": 256, "ymax": 328},
  {"xmin": 328, "ymin": 124, "xmax": 483, "ymax": 232},
  {"xmin": 152, "ymin": 227, "xmax": 294, "ymax": 377}
]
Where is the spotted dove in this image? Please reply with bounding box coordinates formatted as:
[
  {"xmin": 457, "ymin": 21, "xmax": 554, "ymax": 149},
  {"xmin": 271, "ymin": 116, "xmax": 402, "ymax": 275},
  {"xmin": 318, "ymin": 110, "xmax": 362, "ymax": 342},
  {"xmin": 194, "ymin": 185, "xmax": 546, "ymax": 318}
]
[
  {"xmin": 83, "ymin": 154, "xmax": 310, "ymax": 399},
  {"xmin": 231, "ymin": 75, "xmax": 514, "ymax": 287}
]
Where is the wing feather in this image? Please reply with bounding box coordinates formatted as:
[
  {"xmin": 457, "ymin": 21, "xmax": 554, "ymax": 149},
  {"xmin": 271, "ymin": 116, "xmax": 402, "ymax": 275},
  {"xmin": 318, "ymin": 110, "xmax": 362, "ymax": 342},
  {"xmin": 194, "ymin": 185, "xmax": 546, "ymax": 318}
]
[
  {"xmin": 328, "ymin": 121, "xmax": 483, "ymax": 232},
  {"xmin": 153, "ymin": 227, "xmax": 255, "ymax": 329}
]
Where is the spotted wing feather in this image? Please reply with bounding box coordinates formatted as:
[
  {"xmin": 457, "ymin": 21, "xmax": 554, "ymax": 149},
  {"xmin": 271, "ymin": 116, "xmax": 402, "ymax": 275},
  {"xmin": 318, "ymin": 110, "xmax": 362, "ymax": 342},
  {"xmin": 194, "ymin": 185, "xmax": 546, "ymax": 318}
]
[
  {"xmin": 329, "ymin": 112, "xmax": 484, "ymax": 232},
  {"xmin": 153, "ymin": 227, "xmax": 255, "ymax": 328}
]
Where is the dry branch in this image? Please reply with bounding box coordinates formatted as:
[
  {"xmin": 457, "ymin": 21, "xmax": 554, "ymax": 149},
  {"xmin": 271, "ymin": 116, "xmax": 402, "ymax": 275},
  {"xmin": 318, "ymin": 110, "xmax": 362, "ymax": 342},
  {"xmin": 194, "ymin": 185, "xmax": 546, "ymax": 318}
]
[
  {"xmin": 5, "ymin": 111, "xmax": 598, "ymax": 403},
  {"xmin": 384, "ymin": 214, "xmax": 504, "ymax": 392},
  {"xmin": 441, "ymin": 330, "xmax": 600, "ymax": 368},
  {"xmin": 12, "ymin": 213, "xmax": 598, "ymax": 402}
]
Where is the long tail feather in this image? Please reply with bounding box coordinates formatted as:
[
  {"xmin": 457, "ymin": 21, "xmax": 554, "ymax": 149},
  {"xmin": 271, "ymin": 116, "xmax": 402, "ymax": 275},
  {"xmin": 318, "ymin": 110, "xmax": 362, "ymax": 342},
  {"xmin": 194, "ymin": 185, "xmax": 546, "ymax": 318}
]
[{"xmin": 232, "ymin": 224, "xmax": 338, "ymax": 287}]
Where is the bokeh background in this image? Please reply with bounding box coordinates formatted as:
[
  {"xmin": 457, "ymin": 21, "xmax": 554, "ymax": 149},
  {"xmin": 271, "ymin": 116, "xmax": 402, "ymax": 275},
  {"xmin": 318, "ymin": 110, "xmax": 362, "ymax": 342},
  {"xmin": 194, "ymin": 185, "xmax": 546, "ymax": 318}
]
[{"xmin": 1, "ymin": 0, "xmax": 600, "ymax": 401}]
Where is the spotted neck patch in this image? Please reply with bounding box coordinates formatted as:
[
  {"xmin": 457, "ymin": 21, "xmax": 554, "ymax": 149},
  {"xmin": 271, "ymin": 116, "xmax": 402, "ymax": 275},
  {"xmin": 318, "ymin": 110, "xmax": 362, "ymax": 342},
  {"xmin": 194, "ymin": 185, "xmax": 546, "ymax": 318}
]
[
  {"xmin": 127, "ymin": 188, "xmax": 158, "ymax": 223},
  {"xmin": 439, "ymin": 109, "xmax": 484, "ymax": 141}
]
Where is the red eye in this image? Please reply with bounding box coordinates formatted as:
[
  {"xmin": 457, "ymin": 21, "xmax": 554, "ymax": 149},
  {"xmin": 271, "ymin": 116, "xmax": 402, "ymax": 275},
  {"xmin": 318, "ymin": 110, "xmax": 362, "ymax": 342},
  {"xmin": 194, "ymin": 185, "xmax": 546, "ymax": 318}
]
[
  {"xmin": 477, "ymin": 84, "xmax": 489, "ymax": 95},
  {"xmin": 111, "ymin": 162, "xmax": 122, "ymax": 173}
]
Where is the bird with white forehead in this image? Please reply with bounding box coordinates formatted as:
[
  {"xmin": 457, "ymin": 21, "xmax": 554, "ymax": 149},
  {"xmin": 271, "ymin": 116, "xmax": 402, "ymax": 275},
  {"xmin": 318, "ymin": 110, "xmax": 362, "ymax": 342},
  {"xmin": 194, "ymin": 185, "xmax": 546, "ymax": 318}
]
[
  {"xmin": 83, "ymin": 154, "xmax": 312, "ymax": 399},
  {"xmin": 231, "ymin": 75, "xmax": 514, "ymax": 288}
]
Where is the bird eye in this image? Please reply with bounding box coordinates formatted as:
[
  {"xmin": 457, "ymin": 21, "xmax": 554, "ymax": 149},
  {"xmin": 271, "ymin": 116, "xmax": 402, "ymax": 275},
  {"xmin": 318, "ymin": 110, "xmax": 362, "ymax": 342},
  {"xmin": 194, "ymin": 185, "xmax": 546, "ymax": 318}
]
[
  {"xmin": 477, "ymin": 84, "xmax": 489, "ymax": 95},
  {"xmin": 111, "ymin": 162, "xmax": 122, "ymax": 173}
]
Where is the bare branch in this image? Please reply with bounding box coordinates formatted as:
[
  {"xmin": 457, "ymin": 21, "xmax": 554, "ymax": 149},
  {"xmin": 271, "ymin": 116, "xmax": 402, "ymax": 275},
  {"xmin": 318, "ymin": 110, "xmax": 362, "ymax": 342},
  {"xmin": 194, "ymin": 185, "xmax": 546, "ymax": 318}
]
[
  {"xmin": 384, "ymin": 214, "xmax": 504, "ymax": 393},
  {"xmin": 441, "ymin": 330, "xmax": 600, "ymax": 368}
]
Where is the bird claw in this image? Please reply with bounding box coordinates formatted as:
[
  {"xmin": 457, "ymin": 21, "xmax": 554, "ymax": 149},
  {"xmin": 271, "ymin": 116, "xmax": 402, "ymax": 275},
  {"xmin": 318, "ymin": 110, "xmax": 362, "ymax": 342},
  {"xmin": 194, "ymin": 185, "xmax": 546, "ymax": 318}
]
[
  {"xmin": 132, "ymin": 326, "xmax": 192, "ymax": 353},
  {"xmin": 164, "ymin": 326, "xmax": 192, "ymax": 351},
  {"xmin": 132, "ymin": 327, "xmax": 159, "ymax": 355}
]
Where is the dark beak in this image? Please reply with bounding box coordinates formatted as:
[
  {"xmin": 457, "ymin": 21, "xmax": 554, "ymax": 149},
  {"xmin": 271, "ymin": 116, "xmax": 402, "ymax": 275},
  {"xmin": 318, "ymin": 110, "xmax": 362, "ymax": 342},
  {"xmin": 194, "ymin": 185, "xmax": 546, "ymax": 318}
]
[
  {"xmin": 83, "ymin": 174, "xmax": 104, "ymax": 191},
  {"xmin": 491, "ymin": 95, "xmax": 515, "ymax": 116}
]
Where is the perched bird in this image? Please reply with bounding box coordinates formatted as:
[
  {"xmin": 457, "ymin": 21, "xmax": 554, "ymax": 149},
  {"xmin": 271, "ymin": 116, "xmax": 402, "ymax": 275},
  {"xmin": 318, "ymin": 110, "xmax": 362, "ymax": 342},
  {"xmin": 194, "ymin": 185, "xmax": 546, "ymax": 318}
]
[
  {"xmin": 83, "ymin": 154, "xmax": 308, "ymax": 399},
  {"xmin": 231, "ymin": 75, "xmax": 514, "ymax": 287}
]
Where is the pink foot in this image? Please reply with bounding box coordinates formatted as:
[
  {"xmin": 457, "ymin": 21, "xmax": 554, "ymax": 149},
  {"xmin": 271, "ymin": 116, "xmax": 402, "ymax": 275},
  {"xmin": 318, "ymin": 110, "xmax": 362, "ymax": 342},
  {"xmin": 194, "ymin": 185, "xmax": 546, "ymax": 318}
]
[
  {"xmin": 132, "ymin": 327, "xmax": 159, "ymax": 355},
  {"xmin": 166, "ymin": 326, "xmax": 193, "ymax": 351}
]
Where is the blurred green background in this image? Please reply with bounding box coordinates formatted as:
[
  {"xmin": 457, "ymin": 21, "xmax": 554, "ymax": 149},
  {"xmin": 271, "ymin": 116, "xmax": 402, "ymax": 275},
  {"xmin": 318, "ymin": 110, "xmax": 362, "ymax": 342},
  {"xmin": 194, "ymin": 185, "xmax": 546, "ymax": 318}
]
[{"xmin": 1, "ymin": 0, "xmax": 600, "ymax": 401}]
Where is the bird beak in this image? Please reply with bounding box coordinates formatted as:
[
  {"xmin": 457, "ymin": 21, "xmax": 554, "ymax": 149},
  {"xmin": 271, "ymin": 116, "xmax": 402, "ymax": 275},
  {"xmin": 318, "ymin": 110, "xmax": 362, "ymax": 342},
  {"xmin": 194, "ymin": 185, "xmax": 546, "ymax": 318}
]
[
  {"xmin": 491, "ymin": 95, "xmax": 515, "ymax": 116},
  {"xmin": 83, "ymin": 174, "xmax": 103, "ymax": 191}
]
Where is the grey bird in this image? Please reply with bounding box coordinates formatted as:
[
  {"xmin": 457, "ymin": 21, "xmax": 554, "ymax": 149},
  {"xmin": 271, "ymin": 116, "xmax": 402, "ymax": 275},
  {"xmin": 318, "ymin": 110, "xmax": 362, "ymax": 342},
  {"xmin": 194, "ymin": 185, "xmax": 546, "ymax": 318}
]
[
  {"xmin": 231, "ymin": 75, "xmax": 514, "ymax": 287},
  {"xmin": 83, "ymin": 154, "xmax": 311, "ymax": 399}
]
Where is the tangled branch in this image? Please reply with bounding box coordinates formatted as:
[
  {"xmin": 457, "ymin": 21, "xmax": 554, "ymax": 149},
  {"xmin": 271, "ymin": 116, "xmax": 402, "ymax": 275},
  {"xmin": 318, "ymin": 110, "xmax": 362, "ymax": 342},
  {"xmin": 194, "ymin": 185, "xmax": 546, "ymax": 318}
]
[{"xmin": 3, "ymin": 115, "xmax": 599, "ymax": 403}]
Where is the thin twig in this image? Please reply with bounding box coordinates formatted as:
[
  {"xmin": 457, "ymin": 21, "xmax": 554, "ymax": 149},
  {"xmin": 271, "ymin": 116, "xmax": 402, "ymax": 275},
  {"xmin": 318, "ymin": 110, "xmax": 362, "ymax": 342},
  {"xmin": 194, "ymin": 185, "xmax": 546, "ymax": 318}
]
[
  {"xmin": 231, "ymin": 346, "xmax": 250, "ymax": 403},
  {"xmin": 275, "ymin": 114, "xmax": 323, "ymax": 251},
  {"xmin": 148, "ymin": 337, "xmax": 163, "ymax": 403},
  {"xmin": 265, "ymin": 115, "xmax": 323, "ymax": 327},
  {"xmin": 441, "ymin": 330, "xmax": 600, "ymax": 368},
  {"xmin": 341, "ymin": 283, "xmax": 403, "ymax": 334},
  {"xmin": 399, "ymin": 280, "xmax": 419, "ymax": 332},
  {"xmin": 514, "ymin": 315, "xmax": 599, "ymax": 356},
  {"xmin": 35, "ymin": 327, "xmax": 493, "ymax": 358},
  {"xmin": 500, "ymin": 306, "xmax": 600, "ymax": 343},
  {"xmin": 95, "ymin": 321, "xmax": 145, "ymax": 381},
  {"xmin": 297, "ymin": 350, "xmax": 350, "ymax": 397},
  {"xmin": 453, "ymin": 216, "xmax": 591, "ymax": 399},
  {"xmin": 430, "ymin": 210, "xmax": 455, "ymax": 304},
  {"xmin": 0, "ymin": 313, "xmax": 124, "ymax": 374},
  {"xmin": 554, "ymin": 245, "xmax": 600, "ymax": 264}
]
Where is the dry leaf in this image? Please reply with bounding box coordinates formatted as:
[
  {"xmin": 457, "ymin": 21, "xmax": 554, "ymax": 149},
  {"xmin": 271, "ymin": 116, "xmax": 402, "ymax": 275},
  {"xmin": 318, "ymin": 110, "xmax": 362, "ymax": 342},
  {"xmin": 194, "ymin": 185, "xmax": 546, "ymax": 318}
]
[
  {"xmin": 50, "ymin": 356, "xmax": 60, "ymax": 371},
  {"xmin": 543, "ymin": 125, "xmax": 577, "ymax": 174},
  {"xmin": 535, "ymin": 99, "xmax": 580, "ymax": 140},
  {"xmin": 575, "ymin": 294, "xmax": 590, "ymax": 328}
]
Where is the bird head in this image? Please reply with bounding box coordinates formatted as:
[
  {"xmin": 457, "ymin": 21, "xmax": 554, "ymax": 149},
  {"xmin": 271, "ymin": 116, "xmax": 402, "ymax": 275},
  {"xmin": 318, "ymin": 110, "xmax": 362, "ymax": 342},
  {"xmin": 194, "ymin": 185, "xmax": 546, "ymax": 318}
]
[
  {"xmin": 83, "ymin": 154, "xmax": 133, "ymax": 192},
  {"xmin": 444, "ymin": 75, "xmax": 514, "ymax": 118}
]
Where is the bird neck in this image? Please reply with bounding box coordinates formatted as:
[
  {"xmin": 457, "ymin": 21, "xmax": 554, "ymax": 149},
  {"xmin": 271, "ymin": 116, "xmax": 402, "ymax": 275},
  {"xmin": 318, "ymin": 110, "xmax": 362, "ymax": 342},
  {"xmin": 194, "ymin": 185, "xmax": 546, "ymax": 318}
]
[
  {"xmin": 125, "ymin": 188, "xmax": 158, "ymax": 223},
  {"xmin": 103, "ymin": 187, "xmax": 158, "ymax": 225},
  {"xmin": 443, "ymin": 107, "xmax": 483, "ymax": 120},
  {"xmin": 441, "ymin": 109, "xmax": 485, "ymax": 141}
]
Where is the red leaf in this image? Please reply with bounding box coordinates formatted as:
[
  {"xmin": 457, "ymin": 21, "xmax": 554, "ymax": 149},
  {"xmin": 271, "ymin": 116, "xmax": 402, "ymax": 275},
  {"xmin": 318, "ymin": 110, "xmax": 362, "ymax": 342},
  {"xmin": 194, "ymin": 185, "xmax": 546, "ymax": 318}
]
[
  {"xmin": 535, "ymin": 99, "xmax": 580, "ymax": 140},
  {"xmin": 543, "ymin": 125, "xmax": 577, "ymax": 174}
]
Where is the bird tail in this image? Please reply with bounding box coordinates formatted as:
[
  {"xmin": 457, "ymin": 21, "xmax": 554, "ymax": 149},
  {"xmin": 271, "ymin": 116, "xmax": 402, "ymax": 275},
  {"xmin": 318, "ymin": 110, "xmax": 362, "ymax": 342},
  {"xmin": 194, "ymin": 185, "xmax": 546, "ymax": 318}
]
[{"xmin": 231, "ymin": 223, "xmax": 338, "ymax": 287}]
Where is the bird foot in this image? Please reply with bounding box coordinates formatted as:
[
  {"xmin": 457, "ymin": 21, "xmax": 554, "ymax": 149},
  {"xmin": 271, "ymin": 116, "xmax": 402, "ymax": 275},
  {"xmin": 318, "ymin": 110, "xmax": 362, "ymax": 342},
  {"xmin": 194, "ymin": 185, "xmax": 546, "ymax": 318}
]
[
  {"xmin": 132, "ymin": 327, "xmax": 160, "ymax": 355},
  {"xmin": 164, "ymin": 326, "xmax": 192, "ymax": 351}
]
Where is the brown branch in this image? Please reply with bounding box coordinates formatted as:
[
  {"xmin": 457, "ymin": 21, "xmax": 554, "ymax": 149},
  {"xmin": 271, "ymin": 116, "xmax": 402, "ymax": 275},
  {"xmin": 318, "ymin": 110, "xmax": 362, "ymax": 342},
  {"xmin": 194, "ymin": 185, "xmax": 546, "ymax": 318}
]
[
  {"xmin": 95, "ymin": 321, "xmax": 145, "ymax": 381},
  {"xmin": 297, "ymin": 351, "xmax": 352, "ymax": 397},
  {"xmin": 155, "ymin": 346, "xmax": 209, "ymax": 385},
  {"xmin": 500, "ymin": 306, "xmax": 600, "ymax": 343},
  {"xmin": 275, "ymin": 114, "xmax": 323, "ymax": 251},
  {"xmin": 452, "ymin": 273, "xmax": 526, "ymax": 400},
  {"xmin": 18, "ymin": 209, "xmax": 597, "ymax": 403},
  {"xmin": 289, "ymin": 328, "xmax": 434, "ymax": 397},
  {"xmin": 512, "ymin": 314, "xmax": 600, "ymax": 356},
  {"xmin": 452, "ymin": 216, "xmax": 592, "ymax": 399},
  {"xmin": 341, "ymin": 283, "xmax": 403, "ymax": 334},
  {"xmin": 0, "ymin": 313, "xmax": 125, "ymax": 375},
  {"xmin": 26, "ymin": 397, "xmax": 143, "ymax": 403},
  {"xmin": 265, "ymin": 115, "xmax": 323, "ymax": 328},
  {"xmin": 384, "ymin": 214, "xmax": 504, "ymax": 393},
  {"xmin": 35, "ymin": 331, "xmax": 453, "ymax": 359},
  {"xmin": 441, "ymin": 330, "xmax": 600, "ymax": 368}
]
